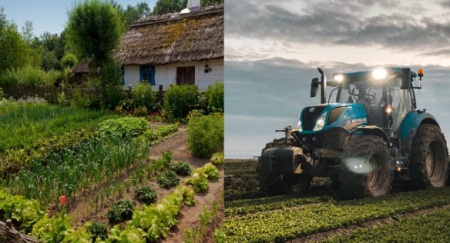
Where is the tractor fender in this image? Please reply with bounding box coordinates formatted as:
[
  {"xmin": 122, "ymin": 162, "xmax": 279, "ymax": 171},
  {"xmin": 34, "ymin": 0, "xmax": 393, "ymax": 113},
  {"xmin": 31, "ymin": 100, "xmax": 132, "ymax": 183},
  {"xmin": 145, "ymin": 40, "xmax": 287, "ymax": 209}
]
[
  {"xmin": 351, "ymin": 126, "xmax": 390, "ymax": 146},
  {"xmin": 398, "ymin": 111, "xmax": 439, "ymax": 139}
]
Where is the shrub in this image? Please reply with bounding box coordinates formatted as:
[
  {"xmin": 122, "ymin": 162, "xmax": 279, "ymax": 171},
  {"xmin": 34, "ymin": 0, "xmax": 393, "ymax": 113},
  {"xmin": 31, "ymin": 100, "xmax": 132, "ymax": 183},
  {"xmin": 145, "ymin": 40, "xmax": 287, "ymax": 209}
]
[
  {"xmin": 20, "ymin": 66, "xmax": 44, "ymax": 87},
  {"xmin": 61, "ymin": 53, "xmax": 78, "ymax": 68},
  {"xmin": 210, "ymin": 152, "xmax": 224, "ymax": 165},
  {"xmin": 187, "ymin": 109, "xmax": 204, "ymax": 120},
  {"xmin": 107, "ymin": 200, "xmax": 136, "ymax": 224},
  {"xmin": 86, "ymin": 222, "xmax": 108, "ymax": 241},
  {"xmin": 157, "ymin": 170, "xmax": 180, "ymax": 188},
  {"xmin": 169, "ymin": 161, "xmax": 191, "ymax": 176},
  {"xmin": 42, "ymin": 70, "xmax": 59, "ymax": 87},
  {"xmin": 71, "ymin": 89, "xmax": 89, "ymax": 109},
  {"xmin": 99, "ymin": 117, "xmax": 150, "ymax": 138},
  {"xmin": 134, "ymin": 106, "xmax": 148, "ymax": 117},
  {"xmin": 134, "ymin": 186, "xmax": 157, "ymax": 204},
  {"xmin": 0, "ymin": 69, "xmax": 19, "ymax": 86},
  {"xmin": 187, "ymin": 114, "xmax": 224, "ymax": 158},
  {"xmin": 0, "ymin": 87, "xmax": 3, "ymax": 99},
  {"xmin": 164, "ymin": 85, "xmax": 198, "ymax": 118},
  {"xmin": 132, "ymin": 83, "xmax": 156, "ymax": 111},
  {"xmin": 205, "ymin": 82, "xmax": 224, "ymax": 112},
  {"xmin": 105, "ymin": 86, "xmax": 125, "ymax": 109}
]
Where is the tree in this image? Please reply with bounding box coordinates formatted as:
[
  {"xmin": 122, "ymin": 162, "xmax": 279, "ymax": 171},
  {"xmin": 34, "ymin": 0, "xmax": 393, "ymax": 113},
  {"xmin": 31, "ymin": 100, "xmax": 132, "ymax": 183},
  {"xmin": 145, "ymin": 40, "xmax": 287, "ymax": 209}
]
[
  {"xmin": 66, "ymin": 0, "xmax": 123, "ymax": 66},
  {"xmin": 61, "ymin": 53, "xmax": 78, "ymax": 68},
  {"xmin": 153, "ymin": 0, "xmax": 187, "ymax": 15},
  {"xmin": 21, "ymin": 21, "xmax": 34, "ymax": 44},
  {"xmin": 0, "ymin": 7, "xmax": 30, "ymax": 71},
  {"xmin": 201, "ymin": 0, "xmax": 223, "ymax": 6}
]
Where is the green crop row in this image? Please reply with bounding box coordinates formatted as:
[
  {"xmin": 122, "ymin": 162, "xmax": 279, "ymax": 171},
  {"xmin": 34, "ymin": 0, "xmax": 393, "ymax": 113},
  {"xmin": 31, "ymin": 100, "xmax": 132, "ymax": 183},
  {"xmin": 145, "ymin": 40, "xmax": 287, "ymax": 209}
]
[
  {"xmin": 225, "ymin": 193, "xmax": 334, "ymax": 217},
  {"xmin": 0, "ymin": 101, "xmax": 116, "ymax": 152},
  {"xmin": 0, "ymin": 185, "xmax": 195, "ymax": 243},
  {"xmin": 3, "ymin": 123, "xmax": 179, "ymax": 206},
  {"xmin": 224, "ymin": 187, "xmax": 450, "ymax": 242},
  {"xmin": 325, "ymin": 207, "xmax": 450, "ymax": 242},
  {"xmin": 185, "ymin": 163, "xmax": 220, "ymax": 192}
]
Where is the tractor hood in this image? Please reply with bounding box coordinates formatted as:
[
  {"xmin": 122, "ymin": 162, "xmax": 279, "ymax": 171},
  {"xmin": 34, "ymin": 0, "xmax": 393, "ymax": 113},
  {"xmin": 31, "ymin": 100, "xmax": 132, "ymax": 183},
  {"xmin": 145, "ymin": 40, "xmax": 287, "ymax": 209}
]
[{"xmin": 298, "ymin": 103, "xmax": 368, "ymax": 135}]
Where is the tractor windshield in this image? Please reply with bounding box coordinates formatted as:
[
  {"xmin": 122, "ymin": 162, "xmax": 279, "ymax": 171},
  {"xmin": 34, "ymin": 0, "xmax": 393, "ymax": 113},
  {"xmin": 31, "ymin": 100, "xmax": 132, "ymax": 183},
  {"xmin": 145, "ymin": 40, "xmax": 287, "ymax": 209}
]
[{"xmin": 337, "ymin": 80, "xmax": 385, "ymax": 126}]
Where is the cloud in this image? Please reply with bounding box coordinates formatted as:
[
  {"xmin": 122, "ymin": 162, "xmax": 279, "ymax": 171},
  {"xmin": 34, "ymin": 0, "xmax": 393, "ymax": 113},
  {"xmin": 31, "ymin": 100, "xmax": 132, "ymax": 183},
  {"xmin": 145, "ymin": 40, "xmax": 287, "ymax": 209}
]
[
  {"xmin": 422, "ymin": 48, "xmax": 450, "ymax": 57},
  {"xmin": 225, "ymin": 0, "xmax": 450, "ymax": 50}
]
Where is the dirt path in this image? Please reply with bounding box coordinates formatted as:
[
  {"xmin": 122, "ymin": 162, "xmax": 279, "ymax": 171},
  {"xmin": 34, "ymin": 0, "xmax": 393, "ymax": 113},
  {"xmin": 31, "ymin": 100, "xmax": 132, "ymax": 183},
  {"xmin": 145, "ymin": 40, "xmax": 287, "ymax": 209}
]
[
  {"xmin": 65, "ymin": 124, "xmax": 224, "ymax": 242},
  {"xmin": 288, "ymin": 204, "xmax": 450, "ymax": 242}
]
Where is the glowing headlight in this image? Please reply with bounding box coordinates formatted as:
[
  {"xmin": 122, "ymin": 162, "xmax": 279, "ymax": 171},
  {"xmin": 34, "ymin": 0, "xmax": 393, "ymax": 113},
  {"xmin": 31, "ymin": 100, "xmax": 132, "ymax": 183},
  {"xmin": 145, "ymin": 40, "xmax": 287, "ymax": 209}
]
[
  {"xmin": 297, "ymin": 120, "xmax": 302, "ymax": 131},
  {"xmin": 313, "ymin": 111, "xmax": 327, "ymax": 131},
  {"xmin": 372, "ymin": 68, "xmax": 387, "ymax": 80},
  {"xmin": 334, "ymin": 74, "xmax": 344, "ymax": 83}
]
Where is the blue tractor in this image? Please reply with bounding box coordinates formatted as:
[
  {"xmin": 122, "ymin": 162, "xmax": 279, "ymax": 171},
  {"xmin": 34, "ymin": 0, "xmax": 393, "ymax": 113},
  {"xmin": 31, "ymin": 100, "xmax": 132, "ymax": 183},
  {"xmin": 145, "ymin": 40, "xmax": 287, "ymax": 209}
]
[{"xmin": 258, "ymin": 67, "xmax": 448, "ymax": 198}]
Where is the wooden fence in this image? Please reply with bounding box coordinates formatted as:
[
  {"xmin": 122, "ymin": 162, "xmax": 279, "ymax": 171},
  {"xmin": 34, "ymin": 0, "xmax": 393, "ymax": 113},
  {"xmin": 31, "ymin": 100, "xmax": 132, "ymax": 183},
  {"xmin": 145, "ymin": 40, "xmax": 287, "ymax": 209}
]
[{"xmin": 2, "ymin": 86, "xmax": 166, "ymax": 105}]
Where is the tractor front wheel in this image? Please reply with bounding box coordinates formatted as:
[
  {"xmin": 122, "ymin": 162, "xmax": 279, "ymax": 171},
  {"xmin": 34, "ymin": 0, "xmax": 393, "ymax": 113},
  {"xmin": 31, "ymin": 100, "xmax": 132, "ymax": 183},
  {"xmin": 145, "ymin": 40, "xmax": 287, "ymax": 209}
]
[
  {"xmin": 410, "ymin": 124, "xmax": 448, "ymax": 188},
  {"xmin": 339, "ymin": 135, "xmax": 392, "ymax": 199}
]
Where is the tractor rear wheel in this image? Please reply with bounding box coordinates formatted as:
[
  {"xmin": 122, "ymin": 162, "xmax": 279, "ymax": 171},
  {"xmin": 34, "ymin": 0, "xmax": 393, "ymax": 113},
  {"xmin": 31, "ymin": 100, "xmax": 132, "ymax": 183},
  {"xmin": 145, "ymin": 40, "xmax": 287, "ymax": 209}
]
[
  {"xmin": 339, "ymin": 135, "xmax": 392, "ymax": 199},
  {"xmin": 410, "ymin": 124, "xmax": 448, "ymax": 188}
]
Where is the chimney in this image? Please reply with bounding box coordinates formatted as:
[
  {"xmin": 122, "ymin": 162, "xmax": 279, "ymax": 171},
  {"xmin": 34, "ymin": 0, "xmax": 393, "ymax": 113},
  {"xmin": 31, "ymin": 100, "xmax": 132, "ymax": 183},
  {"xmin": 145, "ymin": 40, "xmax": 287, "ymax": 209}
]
[{"xmin": 180, "ymin": 0, "xmax": 200, "ymax": 14}]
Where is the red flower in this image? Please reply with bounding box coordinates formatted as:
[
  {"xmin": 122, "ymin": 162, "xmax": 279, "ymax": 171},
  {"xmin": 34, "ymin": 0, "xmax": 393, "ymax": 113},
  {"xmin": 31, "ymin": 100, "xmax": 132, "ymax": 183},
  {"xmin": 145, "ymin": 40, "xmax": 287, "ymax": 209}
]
[{"xmin": 60, "ymin": 195, "xmax": 66, "ymax": 204}]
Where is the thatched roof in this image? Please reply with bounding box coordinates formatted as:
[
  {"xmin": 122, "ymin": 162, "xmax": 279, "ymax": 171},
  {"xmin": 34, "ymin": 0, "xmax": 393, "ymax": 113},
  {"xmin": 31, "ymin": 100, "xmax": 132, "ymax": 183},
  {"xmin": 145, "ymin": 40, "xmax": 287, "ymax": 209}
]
[
  {"xmin": 115, "ymin": 4, "xmax": 224, "ymax": 66},
  {"xmin": 69, "ymin": 59, "xmax": 90, "ymax": 74}
]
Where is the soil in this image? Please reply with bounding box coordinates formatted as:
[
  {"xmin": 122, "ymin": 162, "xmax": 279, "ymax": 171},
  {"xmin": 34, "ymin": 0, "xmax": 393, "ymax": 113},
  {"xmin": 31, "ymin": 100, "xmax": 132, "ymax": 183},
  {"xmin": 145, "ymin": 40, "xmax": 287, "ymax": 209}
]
[
  {"xmin": 62, "ymin": 124, "xmax": 224, "ymax": 242},
  {"xmin": 288, "ymin": 204, "xmax": 450, "ymax": 243}
]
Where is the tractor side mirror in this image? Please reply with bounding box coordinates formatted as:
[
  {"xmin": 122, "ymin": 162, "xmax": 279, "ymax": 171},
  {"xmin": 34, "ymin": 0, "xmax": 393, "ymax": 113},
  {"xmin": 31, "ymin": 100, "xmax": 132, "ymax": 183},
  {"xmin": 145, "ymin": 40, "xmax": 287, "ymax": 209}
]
[
  {"xmin": 401, "ymin": 68, "xmax": 411, "ymax": 89},
  {"xmin": 310, "ymin": 77, "xmax": 319, "ymax": 97}
]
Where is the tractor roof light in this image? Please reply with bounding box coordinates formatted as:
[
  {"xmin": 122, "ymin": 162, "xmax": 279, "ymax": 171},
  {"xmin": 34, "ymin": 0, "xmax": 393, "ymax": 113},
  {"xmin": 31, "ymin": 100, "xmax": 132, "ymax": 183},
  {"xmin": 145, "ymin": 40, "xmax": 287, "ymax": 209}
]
[
  {"xmin": 372, "ymin": 68, "xmax": 387, "ymax": 80},
  {"xmin": 334, "ymin": 74, "xmax": 344, "ymax": 83}
]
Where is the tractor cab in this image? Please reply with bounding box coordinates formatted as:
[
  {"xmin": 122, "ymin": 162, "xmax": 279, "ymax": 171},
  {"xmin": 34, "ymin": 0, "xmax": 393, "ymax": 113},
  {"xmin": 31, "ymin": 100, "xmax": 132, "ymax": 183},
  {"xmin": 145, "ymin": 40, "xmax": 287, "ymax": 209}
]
[{"xmin": 325, "ymin": 68, "xmax": 419, "ymax": 131}]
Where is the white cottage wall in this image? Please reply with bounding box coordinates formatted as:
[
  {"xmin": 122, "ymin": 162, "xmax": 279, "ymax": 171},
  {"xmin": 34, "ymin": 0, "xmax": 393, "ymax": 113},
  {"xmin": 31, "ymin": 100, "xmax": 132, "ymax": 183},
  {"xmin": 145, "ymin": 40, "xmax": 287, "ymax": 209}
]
[{"xmin": 123, "ymin": 59, "xmax": 223, "ymax": 91}]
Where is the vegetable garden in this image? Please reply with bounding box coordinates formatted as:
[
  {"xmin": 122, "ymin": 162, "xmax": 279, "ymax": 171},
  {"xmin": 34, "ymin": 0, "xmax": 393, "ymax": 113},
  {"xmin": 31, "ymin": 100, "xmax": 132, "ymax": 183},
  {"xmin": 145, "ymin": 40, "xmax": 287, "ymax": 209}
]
[
  {"xmin": 0, "ymin": 84, "xmax": 224, "ymax": 243},
  {"xmin": 224, "ymin": 159, "xmax": 450, "ymax": 242}
]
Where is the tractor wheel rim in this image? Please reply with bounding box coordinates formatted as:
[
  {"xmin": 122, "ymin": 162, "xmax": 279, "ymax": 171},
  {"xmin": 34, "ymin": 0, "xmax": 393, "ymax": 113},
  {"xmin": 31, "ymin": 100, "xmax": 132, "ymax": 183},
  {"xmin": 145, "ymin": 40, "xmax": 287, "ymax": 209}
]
[
  {"xmin": 426, "ymin": 140, "xmax": 443, "ymax": 182},
  {"xmin": 368, "ymin": 156, "xmax": 382, "ymax": 191}
]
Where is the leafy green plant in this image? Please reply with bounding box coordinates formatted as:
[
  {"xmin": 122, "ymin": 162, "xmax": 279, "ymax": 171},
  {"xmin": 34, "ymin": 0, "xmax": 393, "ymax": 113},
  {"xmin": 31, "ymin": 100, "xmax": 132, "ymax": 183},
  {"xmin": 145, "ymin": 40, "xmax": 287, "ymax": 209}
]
[
  {"xmin": 185, "ymin": 164, "xmax": 219, "ymax": 192},
  {"xmin": 169, "ymin": 161, "xmax": 191, "ymax": 176},
  {"xmin": 30, "ymin": 211, "xmax": 73, "ymax": 243},
  {"xmin": 157, "ymin": 170, "xmax": 180, "ymax": 188},
  {"xmin": 205, "ymin": 82, "xmax": 224, "ymax": 112},
  {"xmin": 107, "ymin": 200, "xmax": 137, "ymax": 224},
  {"xmin": 71, "ymin": 88, "xmax": 90, "ymax": 108},
  {"xmin": 134, "ymin": 186, "xmax": 157, "ymax": 204},
  {"xmin": 42, "ymin": 70, "xmax": 59, "ymax": 87},
  {"xmin": 133, "ymin": 106, "xmax": 148, "ymax": 117},
  {"xmin": 132, "ymin": 82, "xmax": 156, "ymax": 111},
  {"xmin": 210, "ymin": 152, "xmax": 224, "ymax": 165},
  {"xmin": 187, "ymin": 114, "xmax": 224, "ymax": 158},
  {"xmin": 86, "ymin": 221, "xmax": 108, "ymax": 242},
  {"xmin": 61, "ymin": 53, "xmax": 78, "ymax": 68},
  {"xmin": 99, "ymin": 117, "xmax": 150, "ymax": 138},
  {"xmin": 164, "ymin": 85, "xmax": 198, "ymax": 118}
]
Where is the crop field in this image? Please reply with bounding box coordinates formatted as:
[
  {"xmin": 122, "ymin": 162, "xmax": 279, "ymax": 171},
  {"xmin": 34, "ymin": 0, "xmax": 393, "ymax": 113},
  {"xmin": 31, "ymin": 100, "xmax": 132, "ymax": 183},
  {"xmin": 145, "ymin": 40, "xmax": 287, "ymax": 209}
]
[
  {"xmin": 0, "ymin": 100, "xmax": 224, "ymax": 243},
  {"xmin": 224, "ymin": 159, "xmax": 450, "ymax": 242}
]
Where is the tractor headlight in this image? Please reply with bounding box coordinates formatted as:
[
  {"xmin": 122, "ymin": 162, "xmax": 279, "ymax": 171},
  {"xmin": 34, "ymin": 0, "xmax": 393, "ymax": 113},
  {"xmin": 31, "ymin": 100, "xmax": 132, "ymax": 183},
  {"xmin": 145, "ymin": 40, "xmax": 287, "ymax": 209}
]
[
  {"xmin": 297, "ymin": 120, "xmax": 302, "ymax": 131},
  {"xmin": 372, "ymin": 68, "xmax": 387, "ymax": 80},
  {"xmin": 313, "ymin": 111, "xmax": 327, "ymax": 131}
]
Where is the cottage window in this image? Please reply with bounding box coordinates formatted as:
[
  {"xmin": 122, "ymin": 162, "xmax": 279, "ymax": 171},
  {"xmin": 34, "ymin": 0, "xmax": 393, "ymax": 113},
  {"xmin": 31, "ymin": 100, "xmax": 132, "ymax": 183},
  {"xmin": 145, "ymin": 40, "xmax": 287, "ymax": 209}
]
[
  {"xmin": 139, "ymin": 65, "xmax": 155, "ymax": 85},
  {"xmin": 176, "ymin": 66, "xmax": 195, "ymax": 85},
  {"xmin": 121, "ymin": 66, "xmax": 125, "ymax": 85}
]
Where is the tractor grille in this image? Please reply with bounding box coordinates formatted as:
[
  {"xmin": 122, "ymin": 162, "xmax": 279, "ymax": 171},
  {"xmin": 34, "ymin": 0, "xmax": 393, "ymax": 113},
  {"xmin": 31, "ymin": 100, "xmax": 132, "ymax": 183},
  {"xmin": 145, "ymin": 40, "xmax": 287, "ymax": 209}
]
[{"xmin": 302, "ymin": 105, "xmax": 327, "ymax": 131}]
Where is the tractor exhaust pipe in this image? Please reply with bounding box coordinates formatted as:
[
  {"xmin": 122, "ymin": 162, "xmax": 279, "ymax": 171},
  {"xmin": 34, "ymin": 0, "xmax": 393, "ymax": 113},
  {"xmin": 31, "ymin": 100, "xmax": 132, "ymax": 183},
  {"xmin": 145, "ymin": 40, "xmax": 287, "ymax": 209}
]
[{"xmin": 318, "ymin": 68, "xmax": 327, "ymax": 104}]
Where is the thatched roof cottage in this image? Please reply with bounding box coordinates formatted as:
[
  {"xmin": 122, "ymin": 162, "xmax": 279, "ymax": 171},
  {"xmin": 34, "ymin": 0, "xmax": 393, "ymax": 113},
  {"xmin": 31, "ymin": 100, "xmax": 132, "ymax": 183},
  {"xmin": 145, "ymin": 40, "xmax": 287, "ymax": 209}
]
[{"xmin": 115, "ymin": 3, "xmax": 224, "ymax": 91}]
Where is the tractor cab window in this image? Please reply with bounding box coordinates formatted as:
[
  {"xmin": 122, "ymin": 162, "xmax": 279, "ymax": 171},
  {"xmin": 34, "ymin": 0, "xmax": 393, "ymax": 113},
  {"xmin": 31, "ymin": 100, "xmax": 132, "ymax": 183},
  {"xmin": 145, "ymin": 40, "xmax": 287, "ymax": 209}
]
[{"xmin": 337, "ymin": 80, "xmax": 384, "ymax": 126}]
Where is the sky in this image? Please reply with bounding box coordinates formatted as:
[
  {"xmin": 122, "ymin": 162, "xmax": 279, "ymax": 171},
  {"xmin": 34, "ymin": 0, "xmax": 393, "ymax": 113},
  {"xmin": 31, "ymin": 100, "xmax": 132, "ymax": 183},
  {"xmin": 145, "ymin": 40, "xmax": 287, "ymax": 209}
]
[
  {"xmin": 0, "ymin": 0, "xmax": 157, "ymax": 36},
  {"xmin": 225, "ymin": 0, "xmax": 450, "ymax": 158}
]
